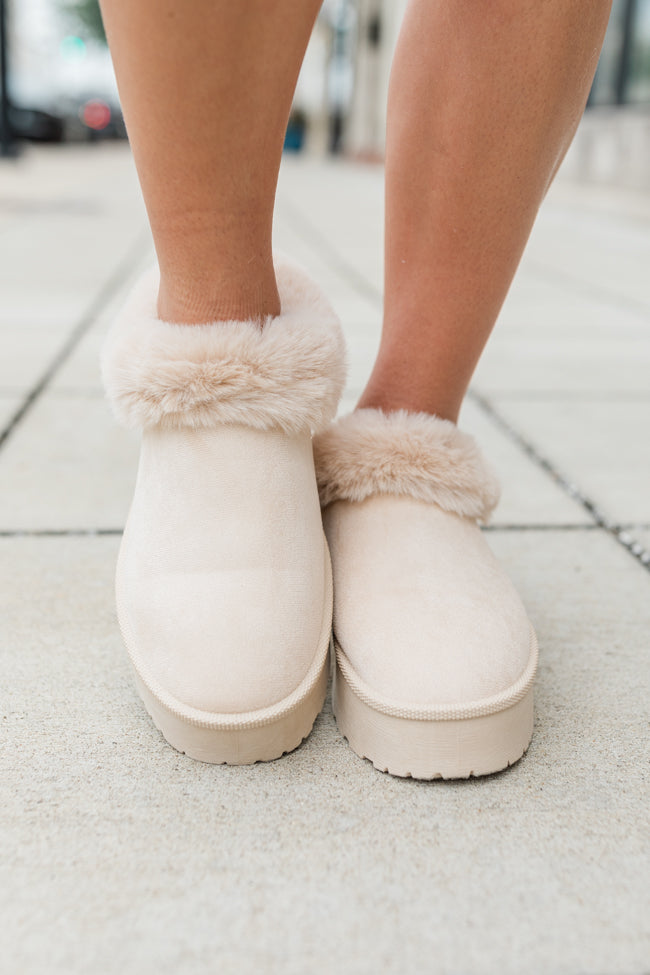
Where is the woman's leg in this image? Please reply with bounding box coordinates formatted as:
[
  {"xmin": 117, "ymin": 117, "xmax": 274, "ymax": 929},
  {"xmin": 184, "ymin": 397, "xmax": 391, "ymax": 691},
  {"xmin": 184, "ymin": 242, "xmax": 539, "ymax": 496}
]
[
  {"xmin": 99, "ymin": 0, "xmax": 323, "ymax": 324},
  {"xmin": 99, "ymin": 0, "xmax": 348, "ymax": 765},
  {"xmin": 358, "ymin": 0, "xmax": 612, "ymax": 422}
]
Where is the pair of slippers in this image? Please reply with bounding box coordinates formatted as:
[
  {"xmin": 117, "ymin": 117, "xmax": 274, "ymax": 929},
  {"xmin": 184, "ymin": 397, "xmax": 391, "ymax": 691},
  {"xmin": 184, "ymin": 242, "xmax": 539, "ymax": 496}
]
[{"xmin": 102, "ymin": 254, "xmax": 537, "ymax": 780}]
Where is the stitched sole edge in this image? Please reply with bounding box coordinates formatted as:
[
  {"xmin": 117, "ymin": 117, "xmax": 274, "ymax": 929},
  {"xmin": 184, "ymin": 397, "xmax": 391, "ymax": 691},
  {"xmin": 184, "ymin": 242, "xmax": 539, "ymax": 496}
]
[
  {"xmin": 333, "ymin": 635, "xmax": 537, "ymax": 780},
  {"xmin": 133, "ymin": 658, "xmax": 328, "ymax": 765}
]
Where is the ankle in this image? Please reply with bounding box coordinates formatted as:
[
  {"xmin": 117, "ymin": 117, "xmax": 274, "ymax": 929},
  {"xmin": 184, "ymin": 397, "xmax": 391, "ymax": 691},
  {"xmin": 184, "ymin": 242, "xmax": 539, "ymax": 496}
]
[
  {"xmin": 157, "ymin": 271, "xmax": 281, "ymax": 325},
  {"xmin": 357, "ymin": 374, "xmax": 463, "ymax": 425}
]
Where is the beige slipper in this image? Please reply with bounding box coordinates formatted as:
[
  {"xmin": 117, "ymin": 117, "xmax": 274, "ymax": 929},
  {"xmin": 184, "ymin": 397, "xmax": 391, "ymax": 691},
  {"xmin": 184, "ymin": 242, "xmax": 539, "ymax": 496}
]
[
  {"xmin": 102, "ymin": 253, "xmax": 345, "ymax": 763},
  {"xmin": 314, "ymin": 409, "xmax": 537, "ymax": 779}
]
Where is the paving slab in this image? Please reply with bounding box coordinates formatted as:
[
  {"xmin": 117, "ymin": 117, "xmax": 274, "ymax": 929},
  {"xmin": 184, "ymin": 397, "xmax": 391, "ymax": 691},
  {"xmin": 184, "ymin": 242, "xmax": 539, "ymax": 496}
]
[
  {"xmin": 46, "ymin": 322, "xmax": 110, "ymax": 394},
  {"xmin": 274, "ymin": 215, "xmax": 381, "ymax": 313},
  {"xmin": 0, "ymin": 327, "xmax": 74, "ymax": 394},
  {"xmin": 1, "ymin": 529, "xmax": 648, "ymax": 975},
  {"xmin": 496, "ymin": 265, "xmax": 647, "ymax": 334},
  {"xmin": 0, "ymin": 395, "xmax": 23, "ymax": 431},
  {"xmin": 0, "ymin": 145, "xmax": 147, "ymax": 332},
  {"xmin": 475, "ymin": 276, "xmax": 650, "ymax": 397},
  {"xmin": 525, "ymin": 192, "xmax": 650, "ymax": 313},
  {"xmin": 459, "ymin": 399, "xmax": 592, "ymax": 526},
  {"xmin": 494, "ymin": 398, "xmax": 650, "ymax": 525},
  {"xmin": 0, "ymin": 393, "xmax": 138, "ymax": 531},
  {"xmin": 49, "ymin": 261, "xmax": 155, "ymax": 396},
  {"xmin": 277, "ymin": 156, "xmax": 384, "ymax": 293}
]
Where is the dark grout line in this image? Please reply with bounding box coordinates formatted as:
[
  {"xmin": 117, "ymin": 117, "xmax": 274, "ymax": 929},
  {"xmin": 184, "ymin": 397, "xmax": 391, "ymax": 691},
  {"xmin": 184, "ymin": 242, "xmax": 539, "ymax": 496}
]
[
  {"xmin": 2, "ymin": 522, "xmax": 648, "ymax": 539},
  {"xmin": 468, "ymin": 389, "xmax": 650, "ymax": 574},
  {"xmin": 0, "ymin": 524, "xmax": 618, "ymax": 538},
  {"xmin": 6, "ymin": 523, "xmax": 650, "ymax": 537},
  {"xmin": 0, "ymin": 528, "xmax": 123, "ymax": 537},
  {"xmin": 472, "ymin": 390, "xmax": 650, "ymax": 403},
  {"xmin": 487, "ymin": 521, "xmax": 650, "ymax": 531},
  {"xmin": 483, "ymin": 523, "xmax": 600, "ymax": 532},
  {"xmin": 0, "ymin": 230, "xmax": 150, "ymax": 453}
]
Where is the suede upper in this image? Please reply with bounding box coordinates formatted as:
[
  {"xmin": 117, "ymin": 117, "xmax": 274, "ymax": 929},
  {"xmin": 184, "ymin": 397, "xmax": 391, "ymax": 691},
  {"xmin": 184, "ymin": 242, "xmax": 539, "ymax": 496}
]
[
  {"xmin": 104, "ymin": 255, "xmax": 342, "ymax": 729},
  {"xmin": 119, "ymin": 425, "xmax": 330, "ymax": 715},
  {"xmin": 324, "ymin": 496, "xmax": 533, "ymax": 710},
  {"xmin": 315, "ymin": 408, "xmax": 535, "ymax": 712}
]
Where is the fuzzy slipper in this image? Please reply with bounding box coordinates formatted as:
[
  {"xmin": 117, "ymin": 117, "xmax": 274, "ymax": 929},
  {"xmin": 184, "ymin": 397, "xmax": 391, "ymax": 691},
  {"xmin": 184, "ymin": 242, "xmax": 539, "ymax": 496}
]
[
  {"xmin": 314, "ymin": 409, "xmax": 538, "ymax": 779},
  {"xmin": 102, "ymin": 253, "xmax": 346, "ymax": 763}
]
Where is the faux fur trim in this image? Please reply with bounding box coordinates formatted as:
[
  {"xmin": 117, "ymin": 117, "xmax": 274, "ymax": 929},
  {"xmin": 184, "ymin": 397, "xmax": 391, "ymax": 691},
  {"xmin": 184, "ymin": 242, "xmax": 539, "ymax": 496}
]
[
  {"xmin": 101, "ymin": 252, "xmax": 346, "ymax": 434},
  {"xmin": 313, "ymin": 409, "xmax": 500, "ymax": 522}
]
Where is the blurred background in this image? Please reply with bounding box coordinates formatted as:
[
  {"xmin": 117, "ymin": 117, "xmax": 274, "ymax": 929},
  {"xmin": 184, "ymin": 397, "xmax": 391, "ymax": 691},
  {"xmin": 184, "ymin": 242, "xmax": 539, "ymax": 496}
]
[{"xmin": 1, "ymin": 0, "xmax": 650, "ymax": 175}]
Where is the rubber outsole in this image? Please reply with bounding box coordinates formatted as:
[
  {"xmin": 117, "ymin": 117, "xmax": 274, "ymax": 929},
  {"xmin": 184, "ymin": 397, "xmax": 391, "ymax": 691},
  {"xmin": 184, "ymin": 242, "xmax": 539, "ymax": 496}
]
[
  {"xmin": 133, "ymin": 659, "xmax": 328, "ymax": 764},
  {"xmin": 332, "ymin": 636, "xmax": 536, "ymax": 780}
]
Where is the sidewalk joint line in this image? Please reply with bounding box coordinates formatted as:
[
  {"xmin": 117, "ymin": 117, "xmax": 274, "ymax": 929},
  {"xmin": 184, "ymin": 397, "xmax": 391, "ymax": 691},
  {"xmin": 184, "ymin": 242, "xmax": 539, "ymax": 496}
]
[
  {"xmin": 6, "ymin": 524, "xmax": 641, "ymax": 537},
  {"xmin": 0, "ymin": 528, "xmax": 123, "ymax": 537},
  {"xmin": 0, "ymin": 230, "xmax": 150, "ymax": 453},
  {"xmin": 469, "ymin": 389, "xmax": 650, "ymax": 574},
  {"xmin": 476, "ymin": 390, "xmax": 650, "ymax": 402},
  {"xmin": 1, "ymin": 524, "xmax": 633, "ymax": 538},
  {"xmin": 483, "ymin": 523, "xmax": 600, "ymax": 532}
]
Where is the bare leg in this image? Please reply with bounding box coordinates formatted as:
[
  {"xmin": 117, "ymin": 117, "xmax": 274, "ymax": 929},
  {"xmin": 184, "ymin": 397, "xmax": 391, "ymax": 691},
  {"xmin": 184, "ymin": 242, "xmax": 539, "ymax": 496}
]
[
  {"xmin": 358, "ymin": 0, "xmax": 612, "ymax": 421},
  {"xmin": 99, "ymin": 0, "xmax": 322, "ymax": 323}
]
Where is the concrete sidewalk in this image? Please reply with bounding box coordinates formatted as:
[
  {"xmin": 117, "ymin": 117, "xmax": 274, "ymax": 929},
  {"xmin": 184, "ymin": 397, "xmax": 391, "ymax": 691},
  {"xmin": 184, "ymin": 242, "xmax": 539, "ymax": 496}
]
[{"xmin": 1, "ymin": 142, "xmax": 649, "ymax": 975}]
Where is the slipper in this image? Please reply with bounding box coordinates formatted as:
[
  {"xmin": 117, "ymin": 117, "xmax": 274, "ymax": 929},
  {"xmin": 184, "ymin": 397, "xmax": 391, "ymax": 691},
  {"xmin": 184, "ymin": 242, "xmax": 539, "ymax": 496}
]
[
  {"xmin": 102, "ymin": 253, "xmax": 346, "ymax": 763},
  {"xmin": 314, "ymin": 408, "xmax": 537, "ymax": 779}
]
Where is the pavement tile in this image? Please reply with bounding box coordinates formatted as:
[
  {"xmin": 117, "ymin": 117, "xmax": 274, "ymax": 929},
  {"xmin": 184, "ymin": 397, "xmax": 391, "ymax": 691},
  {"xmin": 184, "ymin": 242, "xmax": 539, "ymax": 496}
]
[
  {"xmin": 47, "ymin": 323, "xmax": 108, "ymax": 394},
  {"xmin": 0, "ymin": 393, "xmax": 138, "ymax": 531},
  {"xmin": 460, "ymin": 399, "xmax": 591, "ymax": 526},
  {"xmin": 526, "ymin": 195, "xmax": 650, "ymax": 313},
  {"xmin": 1, "ymin": 530, "xmax": 648, "ymax": 975},
  {"xmin": 0, "ymin": 327, "xmax": 72, "ymax": 394},
  {"xmin": 277, "ymin": 156, "xmax": 384, "ymax": 293},
  {"xmin": 0, "ymin": 395, "xmax": 23, "ymax": 431},
  {"xmin": 1, "ymin": 216, "xmax": 145, "ymax": 335},
  {"xmin": 0, "ymin": 144, "xmax": 148, "ymax": 333},
  {"xmin": 476, "ymin": 279, "xmax": 650, "ymax": 397},
  {"xmin": 274, "ymin": 216, "xmax": 380, "ymax": 309},
  {"xmin": 494, "ymin": 398, "xmax": 650, "ymax": 525},
  {"xmin": 46, "ymin": 248, "xmax": 159, "ymax": 395}
]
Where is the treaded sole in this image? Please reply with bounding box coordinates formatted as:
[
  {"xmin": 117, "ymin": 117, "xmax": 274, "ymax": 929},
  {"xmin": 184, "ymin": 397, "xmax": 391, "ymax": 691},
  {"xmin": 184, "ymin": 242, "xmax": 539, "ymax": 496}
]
[
  {"xmin": 133, "ymin": 659, "xmax": 328, "ymax": 764},
  {"xmin": 333, "ymin": 654, "xmax": 534, "ymax": 780}
]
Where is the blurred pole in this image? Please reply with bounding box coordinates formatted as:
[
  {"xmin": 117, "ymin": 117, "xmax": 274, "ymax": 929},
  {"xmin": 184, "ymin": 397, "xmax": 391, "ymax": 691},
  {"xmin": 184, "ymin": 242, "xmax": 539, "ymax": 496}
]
[
  {"xmin": 326, "ymin": 0, "xmax": 355, "ymax": 154},
  {"xmin": 0, "ymin": 0, "xmax": 17, "ymax": 157},
  {"xmin": 616, "ymin": 0, "xmax": 636, "ymax": 105}
]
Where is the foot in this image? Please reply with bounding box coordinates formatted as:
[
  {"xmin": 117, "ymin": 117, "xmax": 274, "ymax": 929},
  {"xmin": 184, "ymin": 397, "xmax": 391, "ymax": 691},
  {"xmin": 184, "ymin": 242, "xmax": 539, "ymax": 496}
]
[
  {"xmin": 314, "ymin": 408, "xmax": 537, "ymax": 779},
  {"xmin": 102, "ymin": 254, "xmax": 346, "ymax": 763}
]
